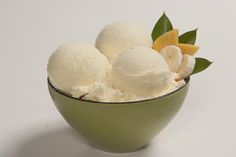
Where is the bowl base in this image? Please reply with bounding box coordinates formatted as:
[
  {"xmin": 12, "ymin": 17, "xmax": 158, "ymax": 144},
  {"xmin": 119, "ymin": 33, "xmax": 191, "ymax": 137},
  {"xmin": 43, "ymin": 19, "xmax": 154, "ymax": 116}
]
[{"xmin": 91, "ymin": 142, "xmax": 150, "ymax": 154}]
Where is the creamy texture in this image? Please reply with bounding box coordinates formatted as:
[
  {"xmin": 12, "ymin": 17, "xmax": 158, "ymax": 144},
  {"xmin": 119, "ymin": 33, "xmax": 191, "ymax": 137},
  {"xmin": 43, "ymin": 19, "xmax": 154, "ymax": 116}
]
[
  {"xmin": 70, "ymin": 46, "xmax": 185, "ymax": 102},
  {"xmin": 83, "ymin": 82, "xmax": 124, "ymax": 102},
  {"xmin": 158, "ymin": 73, "xmax": 185, "ymax": 97},
  {"xmin": 48, "ymin": 22, "xmax": 186, "ymax": 102},
  {"xmin": 111, "ymin": 47, "xmax": 172, "ymax": 97},
  {"xmin": 47, "ymin": 42, "xmax": 110, "ymax": 93},
  {"xmin": 71, "ymin": 73, "xmax": 185, "ymax": 102},
  {"xmin": 95, "ymin": 21, "xmax": 153, "ymax": 62}
]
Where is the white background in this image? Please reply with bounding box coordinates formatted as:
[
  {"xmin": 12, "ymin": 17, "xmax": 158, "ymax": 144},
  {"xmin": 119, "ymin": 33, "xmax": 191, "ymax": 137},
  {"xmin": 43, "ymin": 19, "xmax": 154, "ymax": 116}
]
[{"xmin": 1, "ymin": 0, "xmax": 236, "ymax": 156}]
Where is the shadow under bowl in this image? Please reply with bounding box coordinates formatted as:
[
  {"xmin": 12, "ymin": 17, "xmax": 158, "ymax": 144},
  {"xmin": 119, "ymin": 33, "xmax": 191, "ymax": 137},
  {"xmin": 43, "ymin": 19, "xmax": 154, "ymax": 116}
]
[{"xmin": 48, "ymin": 77, "xmax": 190, "ymax": 153}]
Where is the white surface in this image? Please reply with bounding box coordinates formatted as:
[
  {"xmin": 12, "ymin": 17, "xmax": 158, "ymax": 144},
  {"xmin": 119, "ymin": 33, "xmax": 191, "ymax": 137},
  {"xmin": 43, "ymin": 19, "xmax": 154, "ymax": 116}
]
[{"xmin": 0, "ymin": 0, "xmax": 235, "ymax": 156}]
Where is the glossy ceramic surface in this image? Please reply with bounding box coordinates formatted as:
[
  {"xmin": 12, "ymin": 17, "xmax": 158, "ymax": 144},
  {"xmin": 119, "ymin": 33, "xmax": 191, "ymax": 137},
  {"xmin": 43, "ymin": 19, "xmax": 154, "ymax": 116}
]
[{"xmin": 48, "ymin": 78, "xmax": 189, "ymax": 153}]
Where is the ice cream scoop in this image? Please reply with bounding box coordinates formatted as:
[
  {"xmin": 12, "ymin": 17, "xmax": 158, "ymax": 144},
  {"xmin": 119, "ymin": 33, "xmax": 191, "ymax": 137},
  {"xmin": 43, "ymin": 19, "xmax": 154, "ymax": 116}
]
[
  {"xmin": 111, "ymin": 46, "xmax": 172, "ymax": 97},
  {"xmin": 47, "ymin": 42, "xmax": 110, "ymax": 93},
  {"xmin": 96, "ymin": 21, "xmax": 153, "ymax": 62}
]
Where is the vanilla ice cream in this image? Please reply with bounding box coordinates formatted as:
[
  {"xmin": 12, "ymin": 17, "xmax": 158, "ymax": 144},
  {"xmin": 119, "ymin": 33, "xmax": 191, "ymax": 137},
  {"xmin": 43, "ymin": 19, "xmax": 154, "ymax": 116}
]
[
  {"xmin": 95, "ymin": 21, "xmax": 153, "ymax": 62},
  {"xmin": 82, "ymin": 82, "xmax": 124, "ymax": 102},
  {"xmin": 47, "ymin": 22, "xmax": 186, "ymax": 102},
  {"xmin": 47, "ymin": 42, "xmax": 110, "ymax": 94},
  {"xmin": 111, "ymin": 46, "xmax": 173, "ymax": 97}
]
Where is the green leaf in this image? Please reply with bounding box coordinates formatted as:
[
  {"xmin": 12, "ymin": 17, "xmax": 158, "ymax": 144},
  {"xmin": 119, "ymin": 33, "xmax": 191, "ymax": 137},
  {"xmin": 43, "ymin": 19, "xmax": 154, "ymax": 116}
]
[
  {"xmin": 152, "ymin": 12, "xmax": 173, "ymax": 41},
  {"xmin": 179, "ymin": 28, "xmax": 197, "ymax": 45},
  {"xmin": 191, "ymin": 58, "xmax": 212, "ymax": 75}
]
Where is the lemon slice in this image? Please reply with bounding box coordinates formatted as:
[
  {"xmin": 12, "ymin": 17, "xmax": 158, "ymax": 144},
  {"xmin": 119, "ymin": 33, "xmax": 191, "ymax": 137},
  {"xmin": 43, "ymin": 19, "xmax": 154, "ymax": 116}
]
[
  {"xmin": 153, "ymin": 29, "xmax": 179, "ymax": 52},
  {"xmin": 178, "ymin": 43, "xmax": 199, "ymax": 56}
]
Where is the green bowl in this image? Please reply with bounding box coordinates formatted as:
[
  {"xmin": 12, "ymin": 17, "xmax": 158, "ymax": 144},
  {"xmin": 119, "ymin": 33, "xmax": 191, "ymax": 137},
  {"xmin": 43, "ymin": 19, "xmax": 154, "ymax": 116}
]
[{"xmin": 48, "ymin": 78, "xmax": 189, "ymax": 153}]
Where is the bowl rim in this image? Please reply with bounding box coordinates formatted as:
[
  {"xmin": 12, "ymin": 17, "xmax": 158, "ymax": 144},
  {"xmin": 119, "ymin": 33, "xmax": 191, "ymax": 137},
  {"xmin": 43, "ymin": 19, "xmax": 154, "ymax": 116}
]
[{"xmin": 48, "ymin": 77, "xmax": 189, "ymax": 104}]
